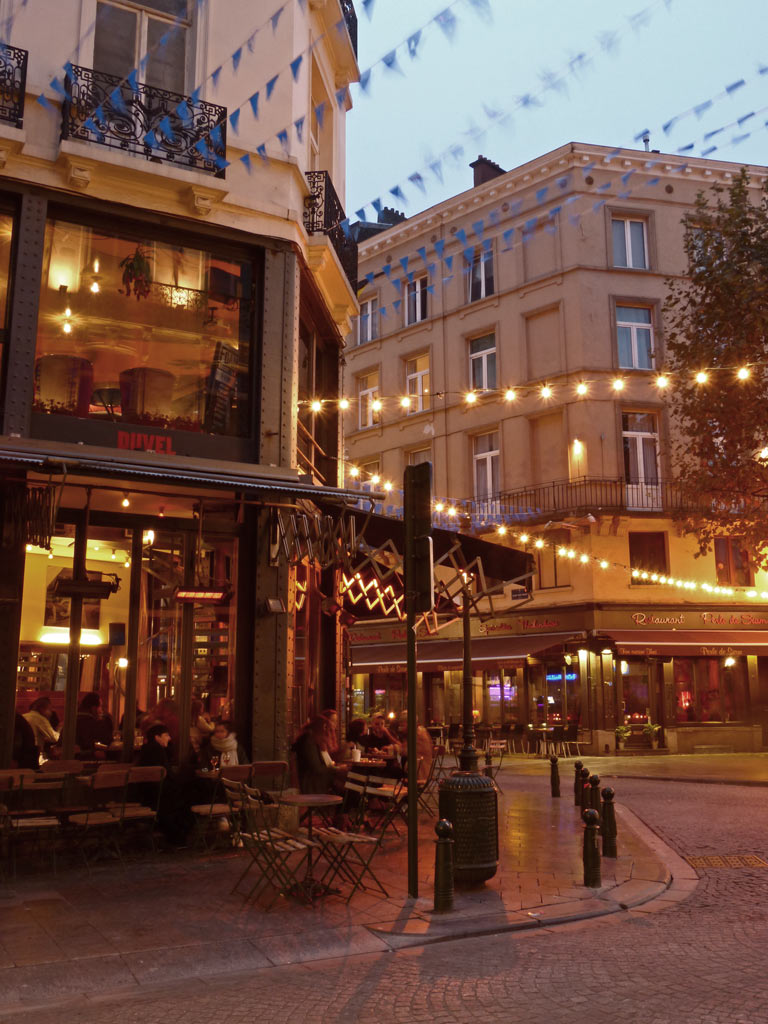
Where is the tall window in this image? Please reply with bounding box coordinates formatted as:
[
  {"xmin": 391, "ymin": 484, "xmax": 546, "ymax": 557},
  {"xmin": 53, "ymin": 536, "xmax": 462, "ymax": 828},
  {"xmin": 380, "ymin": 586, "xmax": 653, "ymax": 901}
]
[
  {"xmin": 536, "ymin": 530, "xmax": 571, "ymax": 589},
  {"xmin": 622, "ymin": 413, "xmax": 658, "ymax": 485},
  {"xmin": 628, "ymin": 532, "xmax": 668, "ymax": 582},
  {"xmin": 94, "ymin": 0, "xmax": 190, "ymax": 94},
  {"xmin": 612, "ymin": 217, "xmax": 647, "ymax": 269},
  {"xmin": 357, "ymin": 371, "xmax": 380, "ymax": 430},
  {"xmin": 408, "ymin": 447, "xmax": 431, "ymax": 466},
  {"xmin": 715, "ymin": 537, "xmax": 752, "ymax": 586},
  {"xmin": 35, "ymin": 217, "xmax": 252, "ymax": 438},
  {"xmin": 405, "ymin": 353, "xmax": 430, "ymax": 413},
  {"xmin": 406, "ymin": 275, "xmax": 428, "ymax": 325},
  {"xmin": 467, "ymin": 245, "xmax": 494, "ymax": 302},
  {"xmin": 469, "ymin": 334, "xmax": 496, "ymax": 391},
  {"xmin": 617, "ymin": 306, "xmax": 654, "ymax": 369},
  {"xmin": 357, "ymin": 296, "xmax": 379, "ymax": 345},
  {"xmin": 473, "ymin": 431, "xmax": 499, "ymax": 502}
]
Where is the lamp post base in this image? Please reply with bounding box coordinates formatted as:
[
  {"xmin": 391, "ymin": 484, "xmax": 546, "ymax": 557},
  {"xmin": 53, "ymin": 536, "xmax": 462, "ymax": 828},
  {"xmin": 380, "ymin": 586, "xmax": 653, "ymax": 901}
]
[{"xmin": 459, "ymin": 745, "xmax": 481, "ymax": 772}]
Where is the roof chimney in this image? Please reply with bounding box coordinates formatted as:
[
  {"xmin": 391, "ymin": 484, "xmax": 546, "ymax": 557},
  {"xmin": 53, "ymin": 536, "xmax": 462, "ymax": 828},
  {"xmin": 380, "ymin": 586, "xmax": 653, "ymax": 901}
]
[{"xmin": 470, "ymin": 155, "xmax": 505, "ymax": 187}]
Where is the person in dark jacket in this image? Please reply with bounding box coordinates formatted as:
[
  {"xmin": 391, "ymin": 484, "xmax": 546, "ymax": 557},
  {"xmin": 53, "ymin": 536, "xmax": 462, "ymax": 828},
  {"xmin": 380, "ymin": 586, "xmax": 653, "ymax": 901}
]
[
  {"xmin": 136, "ymin": 724, "xmax": 193, "ymax": 847},
  {"xmin": 292, "ymin": 716, "xmax": 342, "ymax": 794},
  {"xmin": 13, "ymin": 713, "xmax": 38, "ymax": 770},
  {"xmin": 75, "ymin": 692, "xmax": 113, "ymax": 755}
]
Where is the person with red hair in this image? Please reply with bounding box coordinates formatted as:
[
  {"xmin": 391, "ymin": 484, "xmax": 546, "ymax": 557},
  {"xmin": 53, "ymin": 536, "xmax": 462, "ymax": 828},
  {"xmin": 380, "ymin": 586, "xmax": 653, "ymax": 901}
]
[{"xmin": 292, "ymin": 715, "xmax": 343, "ymax": 794}]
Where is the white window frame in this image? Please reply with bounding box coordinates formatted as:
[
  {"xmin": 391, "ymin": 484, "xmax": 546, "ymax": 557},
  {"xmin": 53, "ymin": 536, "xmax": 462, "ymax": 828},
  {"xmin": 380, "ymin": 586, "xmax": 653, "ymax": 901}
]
[
  {"xmin": 616, "ymin": 305, "xmax": 655, "ymax": 370},
  {"xmin": 405, "ymin": 353, "xmax": 430, "ymax": 413},
  {"xmin": 94, "ymin": 0, "xmax": 192, "ymax": 92},
  {"xmin": 405, "ymin": 275, "xmax": 428, "ymax": 325},
  {"xmin": 467, "ymin": 245, "xmax": 494, "ymax": 302},
  {"xmin": 357, "ymin": 372, "xmax": 380, "ymax": 430},
  {"xmin": 612, "ymin": 217, "xmax": 648, "ymax": 270},
  {"xmin": 468, "ymin": 334, "xmax": 497, "ymax": 391},
  {"xmin": 622, "ymin": 411, "xmax": 661, "ymax": 510},
  {"xmin": 408, "ymin": 447, "xmax": 431, "ymax": 466},
  {"xmin": 473, "ymin": 431, "xmax": 500, "ymax": 512},
  {"xmin": 357, "ymin": 296, "xmax": 379, "ymax": 346}
]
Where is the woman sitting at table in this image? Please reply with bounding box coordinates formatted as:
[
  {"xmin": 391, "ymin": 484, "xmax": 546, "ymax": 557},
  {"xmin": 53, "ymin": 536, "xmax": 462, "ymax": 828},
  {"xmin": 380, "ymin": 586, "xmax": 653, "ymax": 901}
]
[
  {"xmin": 198, "ymin": 720, "xmax": 247, "ymax": 770},
  {"xmin": 346, "ymin": 717, "xmax": 368, "ymax": 755},
  {"xmin": 395, "ymin": 712, "xmax": 434, "ymax": 782},
  {"xmin": 360, "ymin": 713, "xmax": 398, "ymax": 755},
  {"xmin": 292, "ymin": 716, "xmax": 344, "ymax": 794}
]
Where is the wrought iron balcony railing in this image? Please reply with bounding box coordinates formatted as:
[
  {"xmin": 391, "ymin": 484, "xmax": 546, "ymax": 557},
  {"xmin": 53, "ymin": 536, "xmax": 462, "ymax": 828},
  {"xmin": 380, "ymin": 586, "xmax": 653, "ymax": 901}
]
[
  {"xmin": 304, "ymin": 169, "xmax": 358, "ymax": 288},
  {"xmin": 340, "ymin": 0, "xmax": 358, "ymax": 57},
  {"xmin": 0, "ymin": 44, "xmax": 27, "ymax": 128},
  {"xmin": 61, "ymin": 65, "xmax": 227, "ymax": 179}
]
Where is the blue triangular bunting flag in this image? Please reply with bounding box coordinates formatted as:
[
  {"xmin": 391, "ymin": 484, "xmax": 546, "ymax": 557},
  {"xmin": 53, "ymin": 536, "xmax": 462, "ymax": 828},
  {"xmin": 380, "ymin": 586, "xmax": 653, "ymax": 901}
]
[
  {"xmin": 232, "ymin": 48, "xmax": 242, "ymax": 72},
  {"xmin": 290, "ymin": 55, "xmax": 303, "ymax": 81},
  {"xmin": 266, "ymin": 75, "xmax": 279, "ymax": 99}
]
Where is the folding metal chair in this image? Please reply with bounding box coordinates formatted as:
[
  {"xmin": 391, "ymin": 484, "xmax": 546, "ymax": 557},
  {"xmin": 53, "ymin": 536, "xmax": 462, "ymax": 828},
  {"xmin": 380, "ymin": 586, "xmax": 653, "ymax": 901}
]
[
  {"xmin": 119, "ymin": 765, "xmax": 166, "ymax": 852},
  {"xmin": 309, "ymin": 823, "xmax": 387, "ymax": 903},
  {"xmin": 6, "ymin": 775, "xmax": 64, "ymax": 876},
  {"xmin": 236, "ymin": 787, "xmax": 318, "ymax": 909},
  {"xmin": 364, "ymin": 774, "xmax": 409, "ymax": 839},
  {"xmin": 69, "ymin": 767, "xmax": 130, "ymax": 867},
  {"xmin": 564, "ymin": 724, "xmax": 582, "ymax": 757}
]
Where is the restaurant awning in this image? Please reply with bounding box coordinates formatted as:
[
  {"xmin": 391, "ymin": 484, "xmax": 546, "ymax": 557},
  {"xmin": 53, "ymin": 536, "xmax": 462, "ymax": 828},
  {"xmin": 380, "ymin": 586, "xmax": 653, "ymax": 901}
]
[
  {"xmin": 607, "ymin": 630, "xmax": 768, "ymax": 656},
  {"xmin": 350, "ymin": 631, "xmax": 579, "ymax": 672}
]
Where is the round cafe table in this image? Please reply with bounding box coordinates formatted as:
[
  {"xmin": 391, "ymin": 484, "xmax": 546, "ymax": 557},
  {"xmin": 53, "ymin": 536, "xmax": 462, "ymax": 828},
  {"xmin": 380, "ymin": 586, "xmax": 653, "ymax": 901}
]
[{"xmin": 277, "ymin": 792, "xmax": 343, "ymax": 900}]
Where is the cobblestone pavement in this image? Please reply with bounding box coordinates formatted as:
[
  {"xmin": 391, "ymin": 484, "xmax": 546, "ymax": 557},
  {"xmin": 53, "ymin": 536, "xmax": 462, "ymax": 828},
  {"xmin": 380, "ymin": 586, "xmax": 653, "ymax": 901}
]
[{"xmin": 3, "ymin": 774, "xmax": 768, "ymax": 1024}]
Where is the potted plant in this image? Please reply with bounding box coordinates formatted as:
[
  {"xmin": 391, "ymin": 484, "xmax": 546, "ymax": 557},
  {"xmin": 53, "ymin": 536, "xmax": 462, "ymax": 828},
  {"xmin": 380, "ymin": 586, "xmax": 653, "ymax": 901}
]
[
  {"xmin": 615, "ymin": 724, "xmax": 632, "ymax": 750},
  {"xmin": 642, "ymin": 722, "xmax": 662, "ymax": 749},
  {"xmin": 119, "ymin": 245, "xmax": 153, "ymax": 300}
]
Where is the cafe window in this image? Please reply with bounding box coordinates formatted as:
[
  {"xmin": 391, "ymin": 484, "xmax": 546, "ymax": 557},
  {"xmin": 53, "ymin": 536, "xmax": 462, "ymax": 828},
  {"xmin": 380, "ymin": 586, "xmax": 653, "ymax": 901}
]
[
  {"xmin": 714, "ymin": 537, "xmax": 752, "ymax": 587},
  {"xmin": 94, "ymin": 0, "xmax": 191, "ymax": 95},
  {"xmin": 34, "ymin": 218, "xmax": 253, "ymax": 439},
  {"xmin": 673, "ymin": 656, "xmax": 748, "ymax": 723},
  {"xmin": 628, "ymin": 532, "xmax": 668, "ymax": 582}
]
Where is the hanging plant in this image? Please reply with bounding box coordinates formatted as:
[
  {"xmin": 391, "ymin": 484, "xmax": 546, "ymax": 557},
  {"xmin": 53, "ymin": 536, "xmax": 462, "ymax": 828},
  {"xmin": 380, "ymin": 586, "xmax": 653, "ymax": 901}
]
[{"xmin": 119, "ymin": 245, "xmax": 153, "ymax": 300}]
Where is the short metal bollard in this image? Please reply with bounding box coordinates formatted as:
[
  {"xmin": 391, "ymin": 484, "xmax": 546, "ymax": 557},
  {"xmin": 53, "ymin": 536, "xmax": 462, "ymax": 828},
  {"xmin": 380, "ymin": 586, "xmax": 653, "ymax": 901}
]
[
  {"xmin": 579, "ymin": 766, "xmax": 591, "ymax": 814},
  {"xmin": 589, "ymin": 774, "xmax": 601, "ymax": 819},
  {"xmin": 549, "ymin": 755, "xmax": 560, "ymax": 798},
  {"xmin": 601, "ymin": 787, "xmax": 618, "ymax": 858},
  {"xmin": 573, "ymin": 760, "xmax": 584, "ymax": 806},
  {"xmin": 582, "ymin": 808, "xmax": 602, "ymax": 887},
  {"xmin": 433, "ymin": 819, "xmax": 455, "ymax": 912}
]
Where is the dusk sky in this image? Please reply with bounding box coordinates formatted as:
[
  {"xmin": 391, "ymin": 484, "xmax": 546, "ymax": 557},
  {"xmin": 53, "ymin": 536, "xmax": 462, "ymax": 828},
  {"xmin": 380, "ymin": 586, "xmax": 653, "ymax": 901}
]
[{"xmin": 346, "ymin": 0, "xmax": 768, "ymax": 217}]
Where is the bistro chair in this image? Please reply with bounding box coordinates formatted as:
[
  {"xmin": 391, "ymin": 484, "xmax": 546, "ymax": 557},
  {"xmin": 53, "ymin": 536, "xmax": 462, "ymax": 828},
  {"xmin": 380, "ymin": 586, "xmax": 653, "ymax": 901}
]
[
  {"xmin": 117, "ymin": 765, "xmax": 166, "ymax": 853},
  {"xmin": 564, "ymin": 724, "xmax": 582, "ymax": 757},
  {"xmin": 6, "ymin": 776, "xmax": 64, "ymax": 877},
  {"xmin": 308, "ymin": 821, "xmax": 387, "ymax": 903},
  {"xmin": 69, "ymin": 767, "xmax": 130, "ymax": 868},
  {"xmin": 236, "ymin": 787, "xmax": 318, "ymax": 909},
  {"xmin": 509, "ymin": 724, "xmax": 529, "ymax": 755},
  {"xmin": 190, "ymin": 764, "xmax": 250, "ymax": 849}
]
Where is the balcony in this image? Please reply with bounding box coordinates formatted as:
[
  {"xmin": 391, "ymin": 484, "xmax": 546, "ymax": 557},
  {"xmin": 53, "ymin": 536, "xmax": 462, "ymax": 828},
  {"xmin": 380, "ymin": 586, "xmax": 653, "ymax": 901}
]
[
  {"xmin": 61, "ymin": 65, "xmax": 227, "ymax": 179},
  {"xmin": 340, "ymin": 0, "xmax": 358, "ymax": 58},
  {"xmin": 304, "ymin": 170, "xmax": 358, "ymax": 289},
  {"xmin": 0, "ymin": 44, "xmax": 27, "ymax": 128}
]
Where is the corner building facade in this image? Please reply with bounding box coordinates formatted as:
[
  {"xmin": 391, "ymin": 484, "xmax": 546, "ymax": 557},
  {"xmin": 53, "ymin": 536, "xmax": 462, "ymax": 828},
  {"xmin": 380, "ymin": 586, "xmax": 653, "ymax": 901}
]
[
  {"xmin": 0, "ymin": 0, "xmax": 360, "ymax": 765},
  {"xmin": 344, "ymin": 144, "xmax": 768, "ymax": 756}
]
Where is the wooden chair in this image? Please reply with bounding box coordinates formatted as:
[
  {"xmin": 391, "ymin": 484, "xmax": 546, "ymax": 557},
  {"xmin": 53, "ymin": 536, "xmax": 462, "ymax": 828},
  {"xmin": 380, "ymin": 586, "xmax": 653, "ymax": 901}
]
[{"xmin": 69, "ymin": 768, "xmax": 130, "ymax": 867}]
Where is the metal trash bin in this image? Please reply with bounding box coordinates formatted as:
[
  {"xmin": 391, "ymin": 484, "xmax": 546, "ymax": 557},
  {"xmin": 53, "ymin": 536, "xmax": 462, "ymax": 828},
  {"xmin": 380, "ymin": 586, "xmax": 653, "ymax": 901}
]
[{"xmin": 438, "ymin": 771, "xmax": 499, "ymax": 884}]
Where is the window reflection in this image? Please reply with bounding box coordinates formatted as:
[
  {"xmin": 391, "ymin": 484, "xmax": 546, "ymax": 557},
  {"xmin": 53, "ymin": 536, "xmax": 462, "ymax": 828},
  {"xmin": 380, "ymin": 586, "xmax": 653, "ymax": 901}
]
[{"xmin": 35, "ymin": 219, "xmax": 252, "ymax": 437}]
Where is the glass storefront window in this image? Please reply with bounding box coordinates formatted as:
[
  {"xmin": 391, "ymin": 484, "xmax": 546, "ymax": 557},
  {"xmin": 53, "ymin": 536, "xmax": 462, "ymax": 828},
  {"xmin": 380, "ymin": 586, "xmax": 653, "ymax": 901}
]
[
  {"xmin": 34, "ymin": 219, "xmax": 252, "ymax": 437},
  {"xmin": 674, "ymin": 656, "xmax": 748, "ymax": 723},
  {"xmin": 621, "ymin": 659, "xmax": 651, "ymax": 722}
]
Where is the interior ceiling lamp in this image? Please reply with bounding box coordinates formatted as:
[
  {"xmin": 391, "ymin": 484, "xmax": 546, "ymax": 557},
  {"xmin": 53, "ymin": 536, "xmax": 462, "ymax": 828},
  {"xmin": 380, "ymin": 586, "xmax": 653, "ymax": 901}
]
[{"xmin": 175, "ymin": 587, "xmax": 231, "ymax": 604}]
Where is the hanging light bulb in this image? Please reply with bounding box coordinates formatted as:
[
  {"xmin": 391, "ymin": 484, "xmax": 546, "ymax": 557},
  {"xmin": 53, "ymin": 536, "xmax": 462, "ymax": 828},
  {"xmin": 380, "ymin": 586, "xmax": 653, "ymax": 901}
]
[
  {"xmin": 566, "ymin": 549, "xmax": 576, "ymax": 559},
  {"xmin": 62, "ymin": 321, "xmax": 72, "ymax": 335},
  {"xmin": 557, "ymin": 546, "xmax": 567, "ymax": 557},
  {"xmin": 121, "ymin": 493, "xmax": 130, "ymax": 508},
  {"xmin": 504, "ymin": 388, "xmax": 517, "ymax": 402},
  {"xmin": 158, "ymin": 505, "xmax": 165, "ymax": 518},
  {"xmin": 111, "ymin": 549, "xmax": 117, "ymax": 560},
  {"xmin": 434, "ymin": 501, "xmax": 445, "ymax": 513},
  {"xmin": 370, "ymin": 473, "xmax": 380, "ymax": 485},
  {"xmin": 371, "ymin": 398, "xmax": 382, "ymax": 412},
  {"xmin": 349, "ymin": 466, "xmax": 360, "ymax": 478},
  {"xmin": 599, "ymin": 560, "xmax": 608, "ymax": 569},
  {"xmin": 655, "ymin": 375, "xmax": 669, "ymax": 389},
  {"xmin": 400, "ymin": 396, "xmax": 411, "ymax": 409},
  {"xmin": 124, "ymin": 559, "xmax": 130, "ymax": 568},
  {"xmin": 695, "ymin": 371, "xmax": 708, "ymax": 385},
  {"xmin": 541, "ymin": 385, "xmax": 552, "ymax": 399},
  {"xmin": 497, "ymin": 525, "xmax": 507, "ymax": 536},
  {"xmin": 612, "ymin": 378, "xmax": 625, "ymax": 392},
  {"xmin": 519, "ymin": 533, "xmax": 529, "ymax": 544},
  {"xmin": 447, "ymin": 506, "xmax": 457, "ymax": 517},
  {"xmin": 576, "ymin": 382, "xmax": 588, "ymax": 396},
  {"xmin": 465, "ymin": 391, "xmax": 477, "ymax": 404},
  {"xmin": 310, "ymin": 399, "xmax": 322, "ymax": 413},
  {"xmin": 48, "ymin": 550, "xmax": 53, "ymax": 560},
  {"xmin": 534, "ymin": 538, "xmax": 544, "ymax": 549},
  {"xmin": 338, "ymin": 398, "xmax": 350, "ymax": 410},
  {"xmin": 737, "ymin": 366, "xmax": 750, "ymax": 381},
  {"xmin": 580, "ymin": 554, "xmax": 589, "ymax": 564},
  {"xmin": 383, "ymin": 480, "xmax": 393, "ymax": 492}
]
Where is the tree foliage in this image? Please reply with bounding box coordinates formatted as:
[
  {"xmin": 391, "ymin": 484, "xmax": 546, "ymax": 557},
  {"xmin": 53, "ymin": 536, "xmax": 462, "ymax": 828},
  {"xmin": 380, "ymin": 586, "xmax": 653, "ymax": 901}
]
[{"xmin": 664, "ymin": 168, "xmax": 768, "ymax": 570}]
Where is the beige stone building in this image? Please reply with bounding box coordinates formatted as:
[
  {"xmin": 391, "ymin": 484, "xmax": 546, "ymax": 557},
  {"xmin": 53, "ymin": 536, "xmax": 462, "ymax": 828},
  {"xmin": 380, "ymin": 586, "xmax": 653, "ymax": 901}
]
[
  {"xmin": 0, "ymin": 0, "xmax": 360, "ymax": 766},
  {"xmin": 343, "ymin": 142, "xmax": 768, "ymax": 755}
]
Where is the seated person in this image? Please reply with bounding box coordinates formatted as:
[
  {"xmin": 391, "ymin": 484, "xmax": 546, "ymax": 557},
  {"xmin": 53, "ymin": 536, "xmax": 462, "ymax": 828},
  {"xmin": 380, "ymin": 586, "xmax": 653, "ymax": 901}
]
[
  {"xmin": 396, "ymin": 711, "xmax": 434, "ymax": 782},
  {"xmin": 360, "ymin": 713, "xmax": 398, "ymax": 755},
  {"xmin": 75, "ymin": 692, "xmax": 113, "ymax": 756},
  {"xmin": 292, "ymin": 716, "xmax": 344, "ymax": 794},
  {"xmin": 198, "ymin": 720, "xmax": 247, "ymax": 770},
  {"xmin": 346, "ymin": 718, "xmax": 368, "ymax": 757},
  {"xmin": 137, "ymin": 724, "xmax": 193, "ymax": 847},
  {"xmin": 23, "ymin": 697, "xmax": 60, "ymax": 757}
]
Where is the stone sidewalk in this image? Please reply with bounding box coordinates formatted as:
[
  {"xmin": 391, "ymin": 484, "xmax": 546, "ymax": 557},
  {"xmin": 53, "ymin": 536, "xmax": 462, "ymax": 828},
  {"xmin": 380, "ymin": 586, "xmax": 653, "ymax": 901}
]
[{"xmin": 0, "ymin": 771, "xmax": 686, "ymax": 1015}]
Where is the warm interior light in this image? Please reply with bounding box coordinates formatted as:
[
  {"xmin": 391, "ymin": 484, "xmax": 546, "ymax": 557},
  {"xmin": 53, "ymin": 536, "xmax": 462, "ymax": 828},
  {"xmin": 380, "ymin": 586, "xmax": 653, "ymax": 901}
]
[
  {"xmin": 724, "ymin": 656, "xmax": 736, "ymax": 667},
  {"xmin": 142, "ymin": 530, "xmax": 155, "ymax": 545},
  {"xmin": 175, "ymin": 588, "xmax": 230, "ymax": 603},
  {"xmin": 612, "ymin": 378, "xmax": 625, "ymax": 391},
  {"xmin": 572, "ymin": 438, "xmax": 583, "ymax": 455},
  {"xmin": 90, "ymin": 280, "xmax": 100, "ymax": 294},
  {"xmin": 111, "ymin": 549, "xmax": 117, "ymax": 560},
  {"xmin": 540, "ymin": 385, "xmax": 552, "ymax": 399},
  {"xmin": 695, "ymin": 371, "xmax": 708, "ymax": 384},
  {"xmin": 62, "ymin": 321, "xmax": 72, "ymax": 334},
  {"xmin": 655, "ymin": 374, "xmax": 669, "ymax": 388},
  {"xmin": 310, "ymin": 399, "xmax": 322, "ymax": 413},
  {"xmin": 48, "ymin": 551, "xmax": 53, "ymax": 560},
  {"xmin": 39, "ymin": 627, "xmax": 104, "ymax": 646},
  {"xmin": 737, "ymin": 367, "xmax": 750, "ymax": 380},
  {"xmin": 124, "ymin": 560, "xmax": 130, "ymax": 568},
  {"xmin": 117, "ymin": 657, "xmax": 129, "ymax": 669},
  {"xmin": 504, "ymin": 388, "xmax": 516, "ymax": 402},
  {"xmin": 576, "ymin": 382, "xmax": 588, "ymax": 396},
  {"xmin": 121, "ymin": 493, "xmax": 130, "ymax": 508}
]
